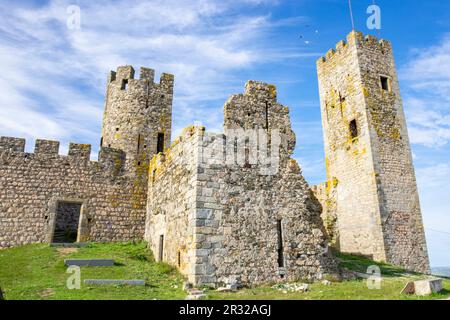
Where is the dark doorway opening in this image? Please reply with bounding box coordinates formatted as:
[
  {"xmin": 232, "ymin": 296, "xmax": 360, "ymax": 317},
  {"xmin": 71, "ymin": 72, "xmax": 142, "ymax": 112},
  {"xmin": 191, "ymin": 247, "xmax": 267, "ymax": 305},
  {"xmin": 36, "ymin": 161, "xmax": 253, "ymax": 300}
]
[{"xmin": 53, "ymin": 202, "xmax": 82, "ymax": 243}]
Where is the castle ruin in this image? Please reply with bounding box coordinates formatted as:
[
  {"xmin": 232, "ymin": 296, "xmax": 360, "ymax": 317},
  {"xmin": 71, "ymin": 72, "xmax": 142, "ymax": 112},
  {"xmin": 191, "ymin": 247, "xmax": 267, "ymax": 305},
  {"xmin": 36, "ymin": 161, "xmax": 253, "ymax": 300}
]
[{"xmin": 0, "ymin": 31, "xmax": 430, "ymax": 287}]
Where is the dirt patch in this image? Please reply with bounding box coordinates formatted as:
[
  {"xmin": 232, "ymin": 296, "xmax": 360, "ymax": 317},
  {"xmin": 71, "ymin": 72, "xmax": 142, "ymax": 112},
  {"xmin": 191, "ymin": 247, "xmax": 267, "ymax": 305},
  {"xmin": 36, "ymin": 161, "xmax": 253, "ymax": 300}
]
[
  {"xmin": 56, "ymin": 247, "xmax": 78, "ymax": 255},
  {"xmin": 40, "ymin": 288, "xmax": 55, "ymax": 298}
]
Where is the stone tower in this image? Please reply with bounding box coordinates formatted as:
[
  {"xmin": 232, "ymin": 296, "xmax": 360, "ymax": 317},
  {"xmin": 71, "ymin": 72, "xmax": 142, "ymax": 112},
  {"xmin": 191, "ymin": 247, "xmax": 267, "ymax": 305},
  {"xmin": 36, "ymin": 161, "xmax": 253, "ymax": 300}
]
[
  {"xmin": 101, "ymin": 65, "xmax": 173, "ymax": 174},
  {"xmin": 316, "ymin": 31, "xmax": 430, "ymax": 273}
]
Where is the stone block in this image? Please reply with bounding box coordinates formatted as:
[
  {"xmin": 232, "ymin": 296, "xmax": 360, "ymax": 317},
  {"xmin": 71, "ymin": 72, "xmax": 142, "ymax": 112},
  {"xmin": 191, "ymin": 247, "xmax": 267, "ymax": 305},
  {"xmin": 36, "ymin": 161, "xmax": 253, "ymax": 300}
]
[
  {"xmin": 64, "ymin": 259, "xmax": 115, "ymax": 267},
  {"xmin": 50, "ymin": 242, "xmax": 89, "ymax": 248},
  {"xmin": 413, "ymin": 279, "xmax": 443, "ymax": 296}
]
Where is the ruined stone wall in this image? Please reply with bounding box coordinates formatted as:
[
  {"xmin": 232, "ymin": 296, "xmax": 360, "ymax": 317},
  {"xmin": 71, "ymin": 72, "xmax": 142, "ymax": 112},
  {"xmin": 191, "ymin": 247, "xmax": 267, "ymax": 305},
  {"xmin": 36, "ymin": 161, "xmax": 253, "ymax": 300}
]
[
  {"xmin": 0, "ymin": 137, "xmax": 146, "ymax": 248},
  {"xmin": 195, "ymin": 146, "xmax": 337, "ymax": 287},
  {"xmin": 145, "ymin": 127, "xmax": 202, "ymax": 283},
  {"xmin": 317, "ymin": 31, "xmax": 429, "ymax": 273},
  {"xmin": 311, "ymin": 182, "xmax": 338, "ymax": 248},
  {"xmin": 145, "ymin": 83, "xmax": 338, "ymax": 287}
]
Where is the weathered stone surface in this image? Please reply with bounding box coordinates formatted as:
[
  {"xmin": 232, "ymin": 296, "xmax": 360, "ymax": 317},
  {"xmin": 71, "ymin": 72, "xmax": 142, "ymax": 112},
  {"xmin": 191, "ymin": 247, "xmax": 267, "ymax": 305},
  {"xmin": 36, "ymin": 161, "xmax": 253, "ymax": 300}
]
[
  {"xmin": 0, "ymin": 66, "xmax": 172, "ymax": 249},
  {"xmin": 84, "ymin": 279, "xmax": 145, "ymax": 286},
  {"xmin": 400, "ymin": 281, "xmax": 415, "ymax": 295},
  {"xmin": 146, "ymin": 82, "xmax": 338, "ymax": 287},
  {"xmin": 313, "ymin": 31, "xmax": 430, "ymax": 274},
  {"xmin": 322, "ymin": 280, "xmax": 332, "ymax": 286},
  {"xmin": 185, "ymin": 294, "xmax": 207, "ymax": 300},
  {"xmin": 272, "ymin": 283, "xmax": 310, "ymax": 293},
  {"xmin": 64, "ymin": 259, "xmax": 115, "ymax": 267},
  {"xmin": 413, "ymin": 279, "xmax": 443, "ymax": 296}
]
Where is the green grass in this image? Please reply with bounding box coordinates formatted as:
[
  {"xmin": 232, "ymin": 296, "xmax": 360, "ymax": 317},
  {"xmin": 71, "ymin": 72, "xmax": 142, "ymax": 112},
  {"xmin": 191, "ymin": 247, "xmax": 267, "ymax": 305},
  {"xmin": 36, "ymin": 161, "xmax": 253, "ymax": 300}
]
[
  {"xmin": 0, "ymin": 242, "xmax": 185, "ymax": 300},
  {"xmin": 1, "ymin": 243, "xmax": 448, "ymax": 300},
  {"xmin": 206, "ymin": 253, "xmax": 450, "ymax": 300}
]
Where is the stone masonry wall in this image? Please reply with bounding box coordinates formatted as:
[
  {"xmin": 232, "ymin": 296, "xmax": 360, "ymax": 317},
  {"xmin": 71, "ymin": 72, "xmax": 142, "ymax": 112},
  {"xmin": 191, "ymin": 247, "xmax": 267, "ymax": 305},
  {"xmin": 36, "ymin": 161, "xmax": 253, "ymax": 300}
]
[
  {"xmin": 316, "ymin": 31, "xmax": 430, "ymax": 273},
  {"xmin": 316, "ymin": 31, "xmax": 386, "ymax": 261},
  {"xmin": 0, "ymin": 137, "xmax": 146, "ymax": 248},
  {"xmin": 356, "ymin": 33, "xmax": 430, "ymax": 273},
  {"xmin": 101, "ymin": 65, "xmax": 173, "ymax": 172},
  {"xmin": 145, "ymin": 126, "xmax": 201, "ymax": 283},
  {"xmin": 145, "ymin": 82, "xmax": 338, "ymax": 287}
]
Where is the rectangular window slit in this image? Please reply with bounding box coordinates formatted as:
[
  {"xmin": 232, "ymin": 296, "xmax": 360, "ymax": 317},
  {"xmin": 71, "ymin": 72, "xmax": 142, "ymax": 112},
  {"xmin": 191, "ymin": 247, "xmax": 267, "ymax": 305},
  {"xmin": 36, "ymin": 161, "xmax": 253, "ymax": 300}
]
[
  {"xmin": 157, "ymin": 133, "xmax": 165, "ymax": 153},
  {"xmin": 137, "ymin": 134, "xmax": 141, "ymax": 155},
  {"xmin": 349, "ymin": 119, "xmax": 358, "ymax": 139},
  {"xmin": 277, "ymin": 220, "xmax": 284, "ymax": 268},
  {"xmin": 380, "ymin": 76, "xmax": 389, "ymax": 91},
  {"xmin": 158, "ymin": 235, "xmax": 164, "ymax": 262}
]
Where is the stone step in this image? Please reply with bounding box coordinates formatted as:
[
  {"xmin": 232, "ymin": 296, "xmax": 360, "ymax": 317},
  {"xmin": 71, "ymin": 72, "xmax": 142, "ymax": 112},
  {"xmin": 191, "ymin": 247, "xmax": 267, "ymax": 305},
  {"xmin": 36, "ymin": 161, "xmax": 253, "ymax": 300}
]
[
  {"xmin": 51, "ymin": 242, "xmax": 89, "ymax": 248},
  {"xmin": 64, "ymin": 259, "xmax": 115, "ymax": 267},
  {"xmin": 84, "ymin": 279, "xmax": 145, "ymax": 286}
]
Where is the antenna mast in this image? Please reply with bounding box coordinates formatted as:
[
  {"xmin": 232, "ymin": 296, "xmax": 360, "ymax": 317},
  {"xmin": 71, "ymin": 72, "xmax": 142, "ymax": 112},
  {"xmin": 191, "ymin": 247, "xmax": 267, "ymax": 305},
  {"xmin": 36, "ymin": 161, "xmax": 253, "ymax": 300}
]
[{"xmin": 348, "ymin": 0, "xmax": 355, "ymax": 30}]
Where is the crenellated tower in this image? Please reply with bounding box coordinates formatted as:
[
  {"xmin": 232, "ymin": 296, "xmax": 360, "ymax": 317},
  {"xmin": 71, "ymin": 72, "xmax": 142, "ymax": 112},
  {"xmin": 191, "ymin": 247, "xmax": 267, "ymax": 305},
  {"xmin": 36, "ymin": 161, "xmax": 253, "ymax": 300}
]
[
  {"xmin": 101, "ymin": 65, "xmax": 173, "ymax": 175},
  {"xmin": 316, "ymin": 31, "xmax": 430, "ymax": 273}
]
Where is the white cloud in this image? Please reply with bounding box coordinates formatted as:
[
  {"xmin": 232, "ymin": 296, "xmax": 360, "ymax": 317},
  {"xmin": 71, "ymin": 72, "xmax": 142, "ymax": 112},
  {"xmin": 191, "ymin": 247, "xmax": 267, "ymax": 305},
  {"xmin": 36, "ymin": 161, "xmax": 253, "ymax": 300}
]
[
  {"xmin": 401, "ymin": 35, "xmax": 450, "ymax": 148},
  {"xmin": 0, "ymin": 0, "xmax": 310, "ymax": 153}
]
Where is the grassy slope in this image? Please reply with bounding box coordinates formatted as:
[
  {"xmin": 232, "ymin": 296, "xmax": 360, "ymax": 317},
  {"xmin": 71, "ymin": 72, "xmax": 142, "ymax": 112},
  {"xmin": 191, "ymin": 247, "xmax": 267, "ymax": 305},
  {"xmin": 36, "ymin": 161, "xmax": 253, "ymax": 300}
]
[
  {"xmin": 0, "ymin": 242, "xmax": 448, "ymax": 300},
  {"xmin": 208, "ymin": 253, "xmax": 450, "ymax": 300},
  {"xmin": 0, "ymin": 242, "xmax": 185, "ymax": 300}
]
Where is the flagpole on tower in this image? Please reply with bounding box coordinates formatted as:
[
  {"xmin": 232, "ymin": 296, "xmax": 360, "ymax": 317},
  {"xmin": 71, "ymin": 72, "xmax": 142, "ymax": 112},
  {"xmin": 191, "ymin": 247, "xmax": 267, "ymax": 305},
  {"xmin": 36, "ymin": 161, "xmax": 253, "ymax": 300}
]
[{"xmin": 348, "ymin": 0, "xmax": 355, "ymax": 30}]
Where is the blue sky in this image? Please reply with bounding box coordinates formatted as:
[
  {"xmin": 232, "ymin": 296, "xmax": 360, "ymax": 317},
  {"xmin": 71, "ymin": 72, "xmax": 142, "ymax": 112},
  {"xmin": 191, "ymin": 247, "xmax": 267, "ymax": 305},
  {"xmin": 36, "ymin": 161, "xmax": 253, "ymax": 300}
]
[{"xmin": 0, "ymin": 0, "xmax": 449, "ymax": 268}]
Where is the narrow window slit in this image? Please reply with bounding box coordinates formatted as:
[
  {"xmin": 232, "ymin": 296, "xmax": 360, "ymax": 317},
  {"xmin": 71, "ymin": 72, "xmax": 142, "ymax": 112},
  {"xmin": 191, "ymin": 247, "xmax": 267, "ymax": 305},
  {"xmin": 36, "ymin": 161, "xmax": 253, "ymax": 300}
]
[
  {"xmin": 157, "ymin": 133, "xmax": 164, "ymax": 154},
  {"xmin": 277, "ymin": 220, "xmax": 284, "ymax": 268},
  {"xmin": 158, "ymin": 235, "xmax": 164, "ymax": 262},
  {"xmin": 349, "ymin": 119, "xmax": 358, "ymax": 139}
]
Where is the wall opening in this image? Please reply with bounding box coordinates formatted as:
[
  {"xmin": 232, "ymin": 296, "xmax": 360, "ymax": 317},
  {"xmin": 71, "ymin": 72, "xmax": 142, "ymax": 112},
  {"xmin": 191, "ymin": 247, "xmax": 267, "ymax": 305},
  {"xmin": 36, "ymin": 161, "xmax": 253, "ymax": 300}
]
[
  {"xmin": 277, "ymin": 220, "xmax": 284, "ymax": 268},
  {"xmin": 380, "ymin": 76, "xmax": 389, "ymax": 91},
  {"xmin": 177, "ymin": 251, "xmax": 181, "ymax": 267},
  {"xmin": 100, "ymin": 137, "xmax": 103, "ymax": 147},
  {"xmin": 158, "ymin": 235, "xmax": 164, "ymax": 262},
  {"xmin": 121, "ymin": 79, "xmax": 128, "ymax": 90},
  {"xmin": 137, "ymin": 134, "xmax": 141, "ymax": 155},
  {"xmin": 349, "ymin": 119, "xmax": 358, "ymax": 139},
  {"xmin": 265, "ymin": 102, "xmax": 269, "ymax": 130},
  {"xmin": 53, "ymin": 202, "xmax": 82, "ymax": 243},
  {"xmin": 157, "ymin": 133, "xmax": 165, "ymax": 153}
]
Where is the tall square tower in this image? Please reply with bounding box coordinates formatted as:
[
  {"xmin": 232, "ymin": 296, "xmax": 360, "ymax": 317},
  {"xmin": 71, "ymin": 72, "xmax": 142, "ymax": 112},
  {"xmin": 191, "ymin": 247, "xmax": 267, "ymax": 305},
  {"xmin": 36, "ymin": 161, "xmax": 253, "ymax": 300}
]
[{"xmin": 316, "ymin": 31, "xmax": 430, "ymax": 273}]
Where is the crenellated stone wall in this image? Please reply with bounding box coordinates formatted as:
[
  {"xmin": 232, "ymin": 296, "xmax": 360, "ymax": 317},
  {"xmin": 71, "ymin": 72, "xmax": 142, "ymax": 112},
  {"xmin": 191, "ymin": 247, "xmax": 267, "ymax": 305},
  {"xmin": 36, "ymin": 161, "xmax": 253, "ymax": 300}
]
[{"xmin": 0, "ymin": 138, "xmax": 146, "ymax": 248}]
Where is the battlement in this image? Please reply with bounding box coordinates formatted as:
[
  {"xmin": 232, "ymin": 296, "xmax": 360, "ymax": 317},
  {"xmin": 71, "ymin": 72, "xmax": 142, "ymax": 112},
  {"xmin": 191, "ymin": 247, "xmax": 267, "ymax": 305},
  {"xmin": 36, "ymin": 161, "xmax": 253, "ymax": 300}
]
[
  {"xmin": 244, "ymin": 81, "xmax": 277, "ymax": 101},
  {"xmin": 0, "ymin": 136, "xmax": 26, "ymax": 152},
  {"xmin": 0, "ymin": 136, "xmax": 126, "ymax": 174},
  {"xmin": 108, "ymin": 65, "xmax": 174, "ymax": 93},
  {"xmin": 317, "ymin": 31, "xmax": 392, "ymax": 65}
]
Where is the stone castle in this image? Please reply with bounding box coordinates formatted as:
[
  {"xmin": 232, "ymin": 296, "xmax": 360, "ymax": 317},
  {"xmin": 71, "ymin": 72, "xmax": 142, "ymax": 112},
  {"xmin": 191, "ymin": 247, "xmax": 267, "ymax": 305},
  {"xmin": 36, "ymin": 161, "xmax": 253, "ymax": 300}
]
[{"xmin": 0, "ymin": 31, "xmax": 430, "ymax": 287}]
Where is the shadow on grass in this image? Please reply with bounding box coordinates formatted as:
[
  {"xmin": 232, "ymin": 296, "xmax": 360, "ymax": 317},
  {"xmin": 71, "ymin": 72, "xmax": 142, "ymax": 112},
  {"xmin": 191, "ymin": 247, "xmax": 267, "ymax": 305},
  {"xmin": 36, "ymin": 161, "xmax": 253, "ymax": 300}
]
[
  {"xmin": 335, "ymin": 252, "xmax": 421, "ymax": 278},
  {"xmin": 114, "ymin": 262, "xmax": 126, "ymax": 266}
]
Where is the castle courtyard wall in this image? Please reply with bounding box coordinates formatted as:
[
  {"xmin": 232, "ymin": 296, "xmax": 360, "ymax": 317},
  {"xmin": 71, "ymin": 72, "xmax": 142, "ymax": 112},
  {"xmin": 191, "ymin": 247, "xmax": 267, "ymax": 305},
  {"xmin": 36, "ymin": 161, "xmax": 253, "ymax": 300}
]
[{"xmin": 0, "ymin": 137, "xmax": 146, "ymax": 248}]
